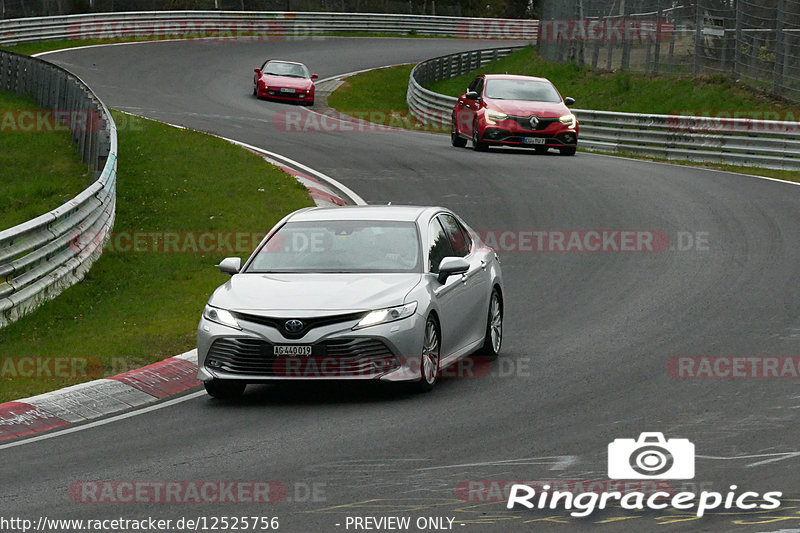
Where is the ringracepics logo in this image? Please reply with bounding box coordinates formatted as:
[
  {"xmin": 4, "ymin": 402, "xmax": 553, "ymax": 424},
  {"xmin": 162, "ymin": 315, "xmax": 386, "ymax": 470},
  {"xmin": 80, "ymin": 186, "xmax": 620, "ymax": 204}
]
[
  {"xmin": 507, "ymin": 433, "xmax": 782, "ymax": 518},
  {"xmin": 608, "ymin": 432, "xmax": 693, "ymax": 479}
]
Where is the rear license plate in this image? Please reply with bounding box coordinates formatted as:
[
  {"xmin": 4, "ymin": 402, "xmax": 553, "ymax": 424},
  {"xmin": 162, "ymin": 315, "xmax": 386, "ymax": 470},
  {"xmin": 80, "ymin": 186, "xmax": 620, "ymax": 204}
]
[
  {"xmin": 279, "ymin": 88, "xmax": 296, "ymax": 93},
  {"xmin": 523, "ymin": 137, "xmax": 545, "ymax": 145},
  {"xmin": 274, "ymin": 345, "xmax": 311, "ymax": 356}
]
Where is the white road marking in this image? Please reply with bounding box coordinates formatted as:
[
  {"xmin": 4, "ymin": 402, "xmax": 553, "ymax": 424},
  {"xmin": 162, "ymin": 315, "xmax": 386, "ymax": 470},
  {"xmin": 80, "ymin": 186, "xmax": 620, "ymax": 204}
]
[
  {"xmin": 419, "ymin": 456, "xmax": 578, "ymax": 471},
  {"xmin": 0, "ymin": 391, "xmax": 205, "ymax": 451},
  {"xmin": 697, "ymin": 452, "xmax": 800, "ymax": 467}
]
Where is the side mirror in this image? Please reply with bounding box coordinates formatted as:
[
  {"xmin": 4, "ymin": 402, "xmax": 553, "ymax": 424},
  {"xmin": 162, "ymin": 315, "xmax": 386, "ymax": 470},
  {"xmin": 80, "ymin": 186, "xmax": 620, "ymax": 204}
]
[
  {"xmin": 310, "ymin": 73, "xmax": 319, "ymax": 80},
  {"xmin": 437, "ymin": 257, "xmax": 469, "ymax": 284},
  {"xmin": 465, "ymin": 90, "xmax": 480, "ymax": 101},
  {"xmin": 218, "ymin": 257, "xmax": 242, "ymax": 276},
  {"xmin": 564, "ymin": 96, "xmax": 575, "ymax": 106}
]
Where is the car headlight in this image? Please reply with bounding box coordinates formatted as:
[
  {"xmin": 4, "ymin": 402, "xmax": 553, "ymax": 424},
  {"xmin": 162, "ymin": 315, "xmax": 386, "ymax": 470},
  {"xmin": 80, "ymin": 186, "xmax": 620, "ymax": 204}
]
[
  {"xmin": 485, "ymin": 109, "xmax": 509, "ymax": 125},
  {"xmin": 353, "ymin": 302, "xmax": 418, "ymax": 329},
  {"xmin": 203, "ymin": 305, "xmax": 241, "ymax": 330},
  {"xmin": 559, "ymin": 114, "xmax": 577, "ymax": 128}
]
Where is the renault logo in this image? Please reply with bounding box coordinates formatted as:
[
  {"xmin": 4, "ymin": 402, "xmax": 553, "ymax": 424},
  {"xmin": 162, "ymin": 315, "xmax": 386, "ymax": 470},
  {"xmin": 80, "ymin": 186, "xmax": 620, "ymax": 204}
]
[
  {"xmin": 529, "ymin": 115, "xmax": 540, "ymax": 129},
  {"xmin": 284, "ymin": 319, "xmax": 304, "ymax": 333}
]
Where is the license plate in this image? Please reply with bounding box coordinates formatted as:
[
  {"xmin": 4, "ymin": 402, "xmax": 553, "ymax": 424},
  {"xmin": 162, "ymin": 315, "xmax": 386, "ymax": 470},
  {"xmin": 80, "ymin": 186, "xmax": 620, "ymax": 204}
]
[
  {"xmin": 279, "ymin": 88, "xmax": 296, "ymax": 93},
  {"xmin": 273, "ymin": 345, "xmax": 311, "ymax": 356},
  {"xmin": 523, "ymin": 137, "xmax": 545, "ymax": 145}
]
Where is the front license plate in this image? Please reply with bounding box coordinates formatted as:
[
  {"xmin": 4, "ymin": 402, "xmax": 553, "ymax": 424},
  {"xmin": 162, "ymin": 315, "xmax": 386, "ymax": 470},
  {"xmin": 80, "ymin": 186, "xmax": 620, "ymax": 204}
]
[
  {"xmin": 523, "ymin": 137, "xmax": 545, "ymax": 145},
  {"xmin": 274, "ymin": 345, "xmax": 311, "ymax": 356},
  {"xmin": 279, "ymin": 88, "xmax": 296, "ymax": 93}
]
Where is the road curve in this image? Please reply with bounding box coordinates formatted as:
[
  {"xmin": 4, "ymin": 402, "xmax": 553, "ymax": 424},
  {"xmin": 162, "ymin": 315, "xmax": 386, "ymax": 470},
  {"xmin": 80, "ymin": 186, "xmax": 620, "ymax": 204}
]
[{"xmin": 2, "ymin": 37, "xmax": 800, "ymax": 532}]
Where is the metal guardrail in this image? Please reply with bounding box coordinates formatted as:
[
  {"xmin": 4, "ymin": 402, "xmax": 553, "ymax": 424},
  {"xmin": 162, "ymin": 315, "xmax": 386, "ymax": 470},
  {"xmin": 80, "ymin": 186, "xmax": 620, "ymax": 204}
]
[
  {"xmin": 407, "ymin": 46, "xmax": 528, "ymax": 127},
  {"xmin": 406, "ymin": 46, "xmax": 800, "ymax": 171},
  {"xmin": 0, "ymin": 51, "xmax": 117, "ymax": 328},
  {"xmin": 0, "ymin": 11, "xmax": 539, "ymax": 44}
]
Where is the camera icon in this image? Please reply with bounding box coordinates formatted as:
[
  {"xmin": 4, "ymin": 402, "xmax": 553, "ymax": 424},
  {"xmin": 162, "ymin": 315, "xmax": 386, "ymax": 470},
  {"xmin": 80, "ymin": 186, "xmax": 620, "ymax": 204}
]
[{"xmin": 608, "ymin": 432, "xmax": 695, "ymax": 479}]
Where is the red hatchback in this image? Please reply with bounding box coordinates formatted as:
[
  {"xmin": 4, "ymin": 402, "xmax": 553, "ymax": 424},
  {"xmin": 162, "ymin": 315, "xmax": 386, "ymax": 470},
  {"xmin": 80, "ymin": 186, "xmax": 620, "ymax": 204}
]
[
  {"xmin": 452, "ymin": 74, "xmax": 578, "ymax": 155},
  {"xmin": 253, "ymin": 60, "xmax": 318, "ymax": 106}
]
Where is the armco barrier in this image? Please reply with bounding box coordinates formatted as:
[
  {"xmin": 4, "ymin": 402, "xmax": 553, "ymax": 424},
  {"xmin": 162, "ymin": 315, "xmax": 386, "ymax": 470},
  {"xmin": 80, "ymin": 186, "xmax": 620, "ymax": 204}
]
[
  {"xmin": 0, "ymin": 11, "xmax": 540, "ymax": 44},
  {"xmin": 407, "ymin": 47, "xmax": 800, "ymax": 171},
  {"xmin": 0, "ymin": 51, "xmax": 117, "ymax": 328}
]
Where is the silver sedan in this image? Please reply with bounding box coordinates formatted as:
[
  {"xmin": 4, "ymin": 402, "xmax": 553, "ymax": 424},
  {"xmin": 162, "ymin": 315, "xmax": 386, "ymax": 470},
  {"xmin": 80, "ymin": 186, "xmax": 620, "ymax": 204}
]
[{"xmin": 196, "ymin": 205, "xmax": 504, "ymax": 399}]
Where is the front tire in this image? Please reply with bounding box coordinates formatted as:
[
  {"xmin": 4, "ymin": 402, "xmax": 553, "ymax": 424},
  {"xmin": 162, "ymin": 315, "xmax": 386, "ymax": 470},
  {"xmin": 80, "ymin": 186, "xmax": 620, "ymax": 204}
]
[
  {"xmin": 204, "ymin": 379, "xmax": 246, "ymax": 400},
  {"xmin": 476, "ymin": 289, "xmax": 503, "ymax": 360},
  {"xmin": 472, "ymin": 122, "xmax": 488, "ymax": 152},
  {"xmin": 451, "ymin": 120, "xmax": 467, "ymax": 147},
  {"xmin": 413, "ymin": 316, "xmax": 441, "ymax": 392},
  {"xmin": 559, "ymin": 146, "xmax": 577, "ymax": 156}
]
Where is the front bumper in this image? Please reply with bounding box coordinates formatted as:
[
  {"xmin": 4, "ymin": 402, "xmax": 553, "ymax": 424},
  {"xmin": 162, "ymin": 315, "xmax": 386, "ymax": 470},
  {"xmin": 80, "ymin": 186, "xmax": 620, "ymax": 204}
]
[
  {"xmin": 257, "ymin": 87, "xmax": 313, "ymax": 103},
  {"xmin": 481, "ymin": 117, "xmax": 578, "ymax": 147},
  {"xmin": 197, "ymin": 312, "xmax": 426, "ymax": 383}
]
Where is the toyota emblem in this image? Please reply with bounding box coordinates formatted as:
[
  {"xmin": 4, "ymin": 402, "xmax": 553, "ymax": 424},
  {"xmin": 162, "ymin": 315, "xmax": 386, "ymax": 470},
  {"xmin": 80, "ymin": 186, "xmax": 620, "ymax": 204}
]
[{"xmin": 284, "ymin": 319, "xmax": 304, "ymax": 333}]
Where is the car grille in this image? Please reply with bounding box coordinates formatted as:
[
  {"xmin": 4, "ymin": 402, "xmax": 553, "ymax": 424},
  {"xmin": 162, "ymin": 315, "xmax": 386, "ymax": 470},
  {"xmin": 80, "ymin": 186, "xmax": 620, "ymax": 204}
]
[
  {"xmin": 509, "ymin": 115, "xmax": 559, "ymax": 131},
  {"xmin": 233, "ymin": 311, "xmax": 364, "ymax": 340},
  {"xmin": 267, "ymin": 90, "xmax": 306, "ymax": 99},
  {"xmin": 205, "ymin": 337, "xmax": 397, "ymax": 377}
]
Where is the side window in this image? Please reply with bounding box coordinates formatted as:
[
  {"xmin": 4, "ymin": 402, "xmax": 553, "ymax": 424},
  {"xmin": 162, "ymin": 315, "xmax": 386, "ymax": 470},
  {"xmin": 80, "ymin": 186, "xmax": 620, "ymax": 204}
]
[
  {"xmin": 438, "ymin": 214, "xmax": 472, "ymax": 257},
  {"xmin": 474, "ymin": 78, "xmax": 484, "ymax": 97},
  {"xmin": 467, "ymin": 76, "xmax": 481, "ymax": 92},
  {"xmin": 428, "ymin": 219, "xmax": 455, "ymax": 274}
]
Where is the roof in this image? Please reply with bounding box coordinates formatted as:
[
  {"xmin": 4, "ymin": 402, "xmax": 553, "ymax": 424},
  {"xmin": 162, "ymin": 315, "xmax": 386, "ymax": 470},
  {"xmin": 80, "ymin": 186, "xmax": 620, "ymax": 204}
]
[
  {"xmin": 288, "ymin": 205, "xmax": 444, "ymax": 223},
  {"xmin": 481, "ymin": 73, "xmax": 552, "ymax": 83}
]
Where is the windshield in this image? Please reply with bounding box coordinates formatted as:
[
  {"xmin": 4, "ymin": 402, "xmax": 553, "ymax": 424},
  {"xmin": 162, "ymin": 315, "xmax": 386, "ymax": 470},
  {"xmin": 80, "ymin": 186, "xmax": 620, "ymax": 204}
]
[
  {"xmin": 246, "ymin": 220, "xmax": 422, "ymax": 273},
  {"xmin": 263, "ymin": 61, "xmax": 309, "ymax": 78},
  {"xmin": 484, "ymin": 79, "xmax": 562, "ymax": 102}
]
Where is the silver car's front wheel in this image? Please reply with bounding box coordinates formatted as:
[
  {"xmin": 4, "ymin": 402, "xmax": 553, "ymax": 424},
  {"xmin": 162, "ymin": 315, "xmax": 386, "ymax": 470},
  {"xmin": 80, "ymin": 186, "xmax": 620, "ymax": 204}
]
[
  {"xmin": 414, "ymin": 316, "xmax": 440, "ymax": 392},
  {"xmin": 204, "ymin": 379, "xmax": 246, "ymax": 400},
  {"xmin": 477, "ymin": 289, "xmax": 503, "ymax": 359}
]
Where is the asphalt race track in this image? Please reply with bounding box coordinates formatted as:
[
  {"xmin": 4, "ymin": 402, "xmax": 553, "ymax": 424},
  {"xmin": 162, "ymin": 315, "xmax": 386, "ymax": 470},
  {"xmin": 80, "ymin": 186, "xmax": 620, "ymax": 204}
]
[{"xmin": 2, "ymin": 37, "xmax": 800, "ymax": 532}]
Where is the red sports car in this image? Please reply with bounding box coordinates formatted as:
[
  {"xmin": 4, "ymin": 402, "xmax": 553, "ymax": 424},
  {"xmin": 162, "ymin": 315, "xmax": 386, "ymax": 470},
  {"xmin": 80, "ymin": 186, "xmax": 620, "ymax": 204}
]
[
  {"xmin": 451, "ymin": 74, "xmax": 578, "ymax": 155},
  {"xmin": 253, "ymin": 60, "xmax": 318, "ymax": 106}
]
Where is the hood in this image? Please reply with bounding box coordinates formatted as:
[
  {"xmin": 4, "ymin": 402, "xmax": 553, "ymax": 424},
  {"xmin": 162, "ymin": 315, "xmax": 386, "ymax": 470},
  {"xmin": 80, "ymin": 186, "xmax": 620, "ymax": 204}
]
[
  {"xmin": 208, "ymin": 273, "xmax": 422, "ymax": 315},
  {"xmin": 260, "ymin": 74, "xmax": 313, "ymax": 90},
  {"xmin": 484, "ymin": 98, "xmax": 569, "ymax": 118}
]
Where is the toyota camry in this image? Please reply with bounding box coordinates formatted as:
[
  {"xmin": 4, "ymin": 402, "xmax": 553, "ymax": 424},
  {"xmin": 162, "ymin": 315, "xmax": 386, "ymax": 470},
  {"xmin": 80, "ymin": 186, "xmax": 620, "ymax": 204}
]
[
  {"xmin": 197, "ymin": 205, "xmax": 504, "ymax": 399},
  {"xmin": 452, "ymin": 74, "xmax": 578, "ymax": 155},
  {"xmin": 253, "ymin": 59, "xmax": 317, "ymax": 105}
]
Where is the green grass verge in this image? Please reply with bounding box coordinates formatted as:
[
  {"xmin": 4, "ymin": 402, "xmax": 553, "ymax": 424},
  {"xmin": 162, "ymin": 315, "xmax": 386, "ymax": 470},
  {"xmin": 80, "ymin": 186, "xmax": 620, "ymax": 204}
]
[
  {"xmin": 427, "ymin": 46, "xmax": 796, "ymax": 116},
  {"xmin": 327, "ymin": 64, "xmax": 447, "ymax": 133},
  {"xmin": 0, "ymin": 90, "xmax": 92, "ymax": 230},
  {"xmin": 328, "ymin": 47, "xmax": 800, "ymax": 182},
  {"xmin": 0, "ymin": 112, "xmax": 313, "ymax": 402}
]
